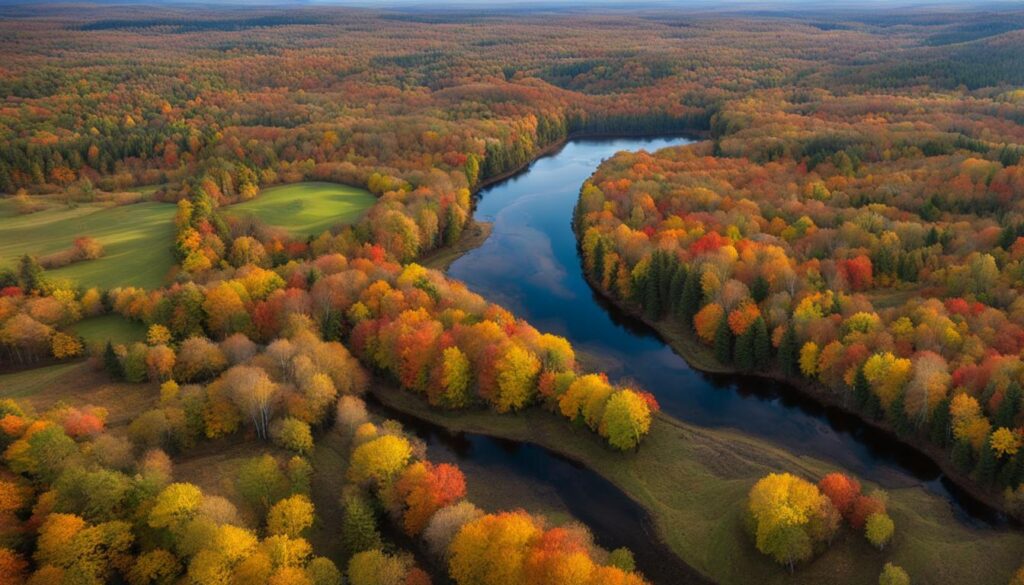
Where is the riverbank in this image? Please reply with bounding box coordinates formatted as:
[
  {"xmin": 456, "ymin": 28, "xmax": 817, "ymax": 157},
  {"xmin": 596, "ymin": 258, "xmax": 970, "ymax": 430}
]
[
  {"xmin": 369, "ymin": 383, "xmax": 1024, "ymax": 585},
  {"xmin": 420, "ymin": 220, "xmax": 492, "ymax": 272},
  {"xmin": 581, "ymin": 265, "xmax": 1013, "ymax": 518}
]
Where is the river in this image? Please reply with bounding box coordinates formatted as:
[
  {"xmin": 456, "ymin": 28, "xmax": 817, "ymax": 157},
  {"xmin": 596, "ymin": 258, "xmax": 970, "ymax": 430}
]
[{"xmin": 388, "ymin": 136, "xmax": 1002, "ymax": 584}]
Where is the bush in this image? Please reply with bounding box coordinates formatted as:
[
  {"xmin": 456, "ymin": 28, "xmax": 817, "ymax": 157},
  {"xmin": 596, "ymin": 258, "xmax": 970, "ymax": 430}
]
[{"xmin": 271, "ymin": 418, "xmax": 314, "ymax": 454}]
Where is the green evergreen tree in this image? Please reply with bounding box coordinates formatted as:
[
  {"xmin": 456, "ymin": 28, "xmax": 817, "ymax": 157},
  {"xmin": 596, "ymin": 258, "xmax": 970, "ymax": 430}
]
[
  {"xmin": 752, "ymin": 317, "xmax": 771, "ymax": 369},
  {"xmin": 853, "ymin": 366, "xmax": 871, "ymax": 410},
  {"xmin": 929, "ymin": 396, "xmax": 951, "ymax": 448},
  {"xmin": 888, "ymin": 391, "xmax": 912, "ymax": 436},
  {"xmin": 714, "ymin": 317, "xmax": 733, "ymax": 364},
  {"xmin": 735, "ymin": 326, "xmax": 755, "ymax": 371},
  {"xmin": 18, "ymin": 254, "xmax": 43, "ymax": 293},
  {"xmin": 668, "ymin": 265, "xmax": 687, "ymax": 317},
  {"xmin": 996, "ymin": 384, "xmax": 1021, "ymax": 428},
  {"xmin": 998, "ymin": 449, "xmax": 1024, "ymax": 489},
  {"xmin": 643, "ymin": 252, "xmax": 665, "ymax": 320},
  {"xmin": 1000, "ymin": 449, "xmax": 1024, "ymax": 489},
  {"xmin": 1000, "ymin": 224, "xmax": 1017, "ymax": 250},
  {"xmin": 865, "ymin": 389, "xmax": 884, "ymax": 421},
  {"xmin": 678, "ymin": 269, "xmax": 702, "ymax": 324},
  {"xmin": 751, "ymin": 275, "xmax": 770, "ymax": 303},
  {"xmin": 975, "ymin": 436, "xmax": 999, "ymax": 486},
  {"xmin": 592, "ymin": 239, "xmax": 606, "ymax": 284},
  {"xmin": 952, "ymin": 439, "xmax": 974, "ymax": 473},
  {"xmin": 322, "ymin": 310, "xmax": 344, "ymax": 342},
  {"xmin": 777, "ymin": 325, "xmax": 798, "ymax": 376},
  {"xmin": 659, "ymin": 254, "xmax": 676, "ymax": 310},
  {"xmin": 341, "ymin": 493, "xmax": 382, "ymax": 560},
  {"xmin": 103, "ymin": 341, "xmax": 123, "ymax": 380}
]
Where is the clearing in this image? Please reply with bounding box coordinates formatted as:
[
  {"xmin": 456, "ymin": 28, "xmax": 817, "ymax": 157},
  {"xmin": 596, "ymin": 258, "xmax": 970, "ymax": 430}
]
[
  {"xmin": 228, "ymin": 182, "xmax": 376, "ymax": 236},
  {"xmin": 71, "ymin": 314, "xmax": 148, "ymax": 347},
  {"xmin": 0, "ymin": 199, "xmax": 176, "ymax": 289}
]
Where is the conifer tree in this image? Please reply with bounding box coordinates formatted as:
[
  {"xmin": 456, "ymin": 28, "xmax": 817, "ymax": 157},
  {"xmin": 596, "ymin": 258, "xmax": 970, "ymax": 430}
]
[
  {"xmin": 777, "ymin": 325, "xmax": 798, "ymax": 376},
  {"xmin": 103, "ymin": 341, "xmax": 122, "ymax": 380},
  {"xmin": 679, "ymin": 269, "xmax": 702, "ymax": 325},
  {"xmin": 735, "ymin": 326, "xmax": 755, "ymax": 370},
  {"xmin": 975, "ymin": 435, "xmax": 999, "ymax": 486},
  {"xmin": 929, "ymin": 396, "xmax": 951, "ymax": 447},
  {"xmin": 996, "ymin": 384, "xmax": 1021, "ymax": 428},
  {"xmin": 753, "ymin": 318, "xmax": 771, "ymax": 368},
  {"xmin": 714, "ymin": 317, "xmax": 733, "ymax": 364}
]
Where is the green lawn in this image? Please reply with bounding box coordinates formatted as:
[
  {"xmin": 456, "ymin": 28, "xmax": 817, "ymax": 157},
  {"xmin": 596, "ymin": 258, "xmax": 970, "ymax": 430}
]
[
  {"xmin": 371, "ymin": 385, "xmax": 1024, "ymax": 585},
  {"xmin": 71, "ymin": 314, "xmax": 147, "ymax": 346},
  {"xmin": 0, "ymin": 362, "xmax": 83, "ymax": 400},
  {"xmin": 0, "ymin": 200, "xmax": 176, "ymax": 290},
  {"xmin": 228, "ymin": 182, "xmax": 376, "ymax": 236}
]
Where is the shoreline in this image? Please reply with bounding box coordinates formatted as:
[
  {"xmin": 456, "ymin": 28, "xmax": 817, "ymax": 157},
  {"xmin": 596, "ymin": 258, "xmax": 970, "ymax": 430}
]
[{"xmin": 575, "ymin": 236, "xmax": 1012, "ymax": 519}]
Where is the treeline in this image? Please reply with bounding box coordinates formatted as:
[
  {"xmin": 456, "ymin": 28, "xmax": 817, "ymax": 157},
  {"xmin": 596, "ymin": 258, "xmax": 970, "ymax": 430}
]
[{"xmin": 104, "ymin": 252, "xmax": 654, "ymax": 450}]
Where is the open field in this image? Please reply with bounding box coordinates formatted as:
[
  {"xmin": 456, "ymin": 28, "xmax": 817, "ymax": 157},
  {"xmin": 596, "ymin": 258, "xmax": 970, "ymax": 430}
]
[
  {"xmin": 0, "ymin": 199, "xmax": 176, "ymax": 289},
  {"xmin": 228, "ymin": 182, "xmax": 376, "ymax": 236},
  {"xmin": 0, "ymin": 361, "xmax": 158, "ymax": 428},
  {"xmin": 371, "ymin": 384, "xmax": 1024, "ymax": 585},
  {"xmin": 71, "ymin": 314, "xmax": 148, "ymax": 346}
]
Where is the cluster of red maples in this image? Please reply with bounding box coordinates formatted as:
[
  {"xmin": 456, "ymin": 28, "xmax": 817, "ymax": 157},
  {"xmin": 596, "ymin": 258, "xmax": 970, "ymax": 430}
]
[{"xmin": 577, "ymin": 90, "xmax": 1024, "ymax": 505}]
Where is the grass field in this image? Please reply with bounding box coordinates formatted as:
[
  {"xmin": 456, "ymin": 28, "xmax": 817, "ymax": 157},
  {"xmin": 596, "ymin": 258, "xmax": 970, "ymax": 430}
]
[
  {"xmin": 0, "ymin": 361, "xmax": 157, "ymax": 427},
  {"xmin": 71, "ymin": 314, "xmax": 147, "ymax": 346},
  {"xmin": 0, "ymin": 199, "xmax": 176, "ymax": 289},
  {"xmin": 228, "ymin": 182, "xmax": 376, "ymax": 236},
  {"xmin": 372, "ymin": 385, "xmax": 1024, "ymax": 585}
]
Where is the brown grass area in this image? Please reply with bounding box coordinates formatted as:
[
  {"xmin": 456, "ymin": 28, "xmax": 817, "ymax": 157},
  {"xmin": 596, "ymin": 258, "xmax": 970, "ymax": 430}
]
[{"xmin": 0, "ymin": 361, "xmax": 158, "ymax": 429}]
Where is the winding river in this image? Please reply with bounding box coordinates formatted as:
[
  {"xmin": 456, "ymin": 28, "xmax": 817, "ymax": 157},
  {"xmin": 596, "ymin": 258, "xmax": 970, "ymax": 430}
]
[{"xmin": 387, "ymin": 136, "xmax": 1004, "ymax": 584}]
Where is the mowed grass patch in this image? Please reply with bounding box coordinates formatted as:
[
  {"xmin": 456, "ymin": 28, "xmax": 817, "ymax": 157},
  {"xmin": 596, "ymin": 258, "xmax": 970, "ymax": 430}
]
[
  {"xmin": 0, "ymin": 361, "xmax": 157, "ymax": 428},
  {"xmin": 371, "ymin": 385, "xmax": 1024, "ymax": 585},
  {"xmin": 72, "ymin": 314, "xmax": 147, "ymax": 346},
  {"xmin": 0, "ymin": 201, "xmax": 176, "ymax": 289},
  {"xmin": 229, "ymin": 182, "xmax": 376, "ymax": 236}
]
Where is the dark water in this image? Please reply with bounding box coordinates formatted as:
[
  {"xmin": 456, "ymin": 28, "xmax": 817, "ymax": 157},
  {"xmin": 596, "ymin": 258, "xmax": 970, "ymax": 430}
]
[{"xmin": 382, "ymin": 137, "xmax": 1004, "ymax": 584}]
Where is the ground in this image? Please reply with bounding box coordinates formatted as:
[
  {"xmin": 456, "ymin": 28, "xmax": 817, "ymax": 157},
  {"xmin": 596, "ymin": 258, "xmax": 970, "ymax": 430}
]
[
  {"xmin": 0, "ymin": 198, "xmax": 176, "ymax": 289},
  {"xmin": 227, "ymin": 182, "xmax": 377, "ymax": 236}
]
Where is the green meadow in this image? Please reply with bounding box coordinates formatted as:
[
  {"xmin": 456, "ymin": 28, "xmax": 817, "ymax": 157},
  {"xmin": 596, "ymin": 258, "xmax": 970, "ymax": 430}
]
[
  {"xmin": 228, "ymin": 182, "xmax": 376, "ymax": 236},
  {"xmin": 0, "ymin": 199, "xmax": 176, "ymax": 290},
  {"xmin": 71, "ymin": 314, "xmax": 148, "ymax": 346}
]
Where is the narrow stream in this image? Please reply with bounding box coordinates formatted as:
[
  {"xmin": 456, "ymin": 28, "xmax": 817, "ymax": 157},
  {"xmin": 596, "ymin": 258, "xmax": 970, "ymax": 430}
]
[{"xmin": 380, "ymin": 136, "xmax": 1006, "ymax": 584}]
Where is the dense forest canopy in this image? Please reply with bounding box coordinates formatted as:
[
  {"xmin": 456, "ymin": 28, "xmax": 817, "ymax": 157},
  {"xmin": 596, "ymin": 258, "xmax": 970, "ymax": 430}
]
[{"xmin": 2, "ymin": 3, "xmax": 1024, "ymax": 585}]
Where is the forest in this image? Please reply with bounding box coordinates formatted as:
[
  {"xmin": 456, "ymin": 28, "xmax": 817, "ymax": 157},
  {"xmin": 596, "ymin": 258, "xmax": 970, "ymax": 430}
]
[{"xmin": 1, "ymin": 2, "xmax": 1024, "ymax": 585}]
